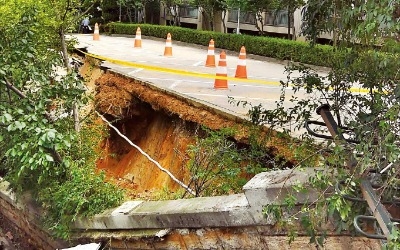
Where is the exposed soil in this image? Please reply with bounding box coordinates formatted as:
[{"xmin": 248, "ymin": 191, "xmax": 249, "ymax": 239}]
[
  {"xmin": 93, "ymin": 72, "xmax": 246, "ymax": 199},
  {"xmin": 81, "ymin": 59, "xmax": 294, "ymax": 200},
  {"xmin": 0, "ymin": 212, "xmax": 37, "ymax": 250}
]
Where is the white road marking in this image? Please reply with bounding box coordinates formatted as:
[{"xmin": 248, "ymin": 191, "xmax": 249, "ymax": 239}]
[
  {"xmin": 182, "ymin": 92, "xmax": 276, "ymax": 101},
  {"xmin": 192, "ymin": 61, "xmax": 203, "ymax": 66},
  {"xmin": 169, "ymin": 80, "xmax": 182, "ymax": 89},
  {"xmin": 136, "ymin": 76, "xmax": 213, "ymax": 84},
  {"xmin": 240, "ymin": 84, "xmax": 281, "ymax": 89},
  {"xmin": 128, "ymin": 69, "xmax": 144, "ymax": 75},
  {"xmin": 248, "ymin": 76, "xmax": 282, "ymax": 80}
]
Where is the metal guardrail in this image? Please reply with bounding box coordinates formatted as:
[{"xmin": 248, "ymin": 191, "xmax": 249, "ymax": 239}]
[{"xmin": 306, "ymin": 104, "xmax": 398, "ymax": 241}]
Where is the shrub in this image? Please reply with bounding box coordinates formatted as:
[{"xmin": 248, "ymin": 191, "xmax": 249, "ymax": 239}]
[{"xmin": 107, "ymin": 23, "xmax": 345, "ymax": 68}]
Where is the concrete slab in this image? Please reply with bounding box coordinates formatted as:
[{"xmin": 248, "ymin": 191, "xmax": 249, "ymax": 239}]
[{"xmin": 243, "ymin": 168, "xmax": 319, "ymax": 208}]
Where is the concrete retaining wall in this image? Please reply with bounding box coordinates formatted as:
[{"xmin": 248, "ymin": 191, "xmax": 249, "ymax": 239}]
[
  {"xmin": 75, "ymin": 168, "xmax": 318, "ymax": 230},
  {"xmin": 0, "ymin": 169, "xmax": 381, "ymax": 249}
]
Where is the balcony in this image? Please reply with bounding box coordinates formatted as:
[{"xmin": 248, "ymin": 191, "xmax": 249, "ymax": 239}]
[
  {"xmin": 228, "ymin": 9, "xmax": 256, "ymax": 25},
  {"xmin": 265, "ymin": 10, "xmax": 293, "ymax": 27},
  {"xmin": 179, "ymin": 6, "xmax": 199, "ymax": 19}
]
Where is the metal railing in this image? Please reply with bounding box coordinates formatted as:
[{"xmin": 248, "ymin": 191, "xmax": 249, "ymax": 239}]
[
  {"xmin": 179, "ymin": 6, "xmax": 199, "ymax": 19},
  {"xmin": 306, "ymin": 104, "xmax": 399, "ymax": 243},
  {"xmin": 265, "ymin": 10, "xmax": 293, "ymax": 27},
  {"xmin": 227, "ymin": 9, "xmax": 256, "ymax": 25}
]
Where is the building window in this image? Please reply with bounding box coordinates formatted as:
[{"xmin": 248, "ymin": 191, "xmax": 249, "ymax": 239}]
[
  {"xmin": 228, "ymin": 9, "xmax": 256, "ymax": 25},
  {"xmin": 265, "ymin": 10, "xmax": 293, "ymax": 27},
  {"xmin": 179, "ymin": 6, "xmax": 199, "ymax": 19}
]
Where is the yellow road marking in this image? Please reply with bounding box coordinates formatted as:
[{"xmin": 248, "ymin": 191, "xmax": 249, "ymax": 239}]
[
  {"xmin": 79, "ymin": 49, "xmax": 371, "ymax": 93},
  {"xmin": 79, "ymin": 49, "xmax": 281, "ymax": 85}
]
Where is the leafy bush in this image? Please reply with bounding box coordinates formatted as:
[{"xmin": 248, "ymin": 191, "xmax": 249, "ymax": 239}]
[
  {"xmin": 185, "ymin": 126, "xmax": 278, "ymax": 197},
  {"xmin": 186, "ymin": 127, "xmax": 243, "ymax": 196},
  {"xmin": 106, "ymin": 23, "xmax": 347, "ymax": 68},
  {"xmin": 40, "ymin": 164, "xmax": 123, "ymax": 239},
  {"xmin": 0, "ymin": 7, "xmax": 123, "ymax": 239},
  {"xmin": 38, "ymin": 115, "xmax": 124, "ymax": 238}
]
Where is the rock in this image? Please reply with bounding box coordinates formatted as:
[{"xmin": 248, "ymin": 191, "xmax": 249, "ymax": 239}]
[
  {"xmin": 5, "ymin": 232, "xmax": 12, "ymax": 241},
  {"xmin": 124, "ymin": 173, "xmax": 134, "ymax": 183}
]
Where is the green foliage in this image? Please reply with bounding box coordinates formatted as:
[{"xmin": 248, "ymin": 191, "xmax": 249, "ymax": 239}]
[
  {"xmin": 153, "ymin": 186, "xmax": 187, "ymax": 200},
  {"xmin": 102, "ymin": 0, "xmax": 121, "ymax": 22},
  {"xmin": 252, "ymin": 48, "xmax": 400, "ymax": 245},
  {"xmin": 0, "ymin": 1, "xmax": 123, "ymax": 239},
  {"xmin": 300, "ymin": 0, "xmax": 338, "ymax": 45},
  {"xmin": 40, "ymin": 163, "xmax": 123, "ymax": 239},
  {"xmin": 185, "ymin": 126, "xmax": 276, "ymax": 197},
  {"xmin": 36, "ymin": 115, "xmax": 124, "ymax": 239},
  {"xmin": 385, "ymin": 227, "xmax": 400, "ymax": 250},
  {"xmin": 192, "ymin": 0, "xmax": 226, "ymax": 31},
  {"xmin": 108, "ymin": 22, "xmax": 349, "ymax": 67},
  {"xmin": 253, "ymin": 0, "xmax": 400, "ymax": 247},
  {"xmin": 186, "ymin": 127, "xmax": 244, "ymax": 196}
]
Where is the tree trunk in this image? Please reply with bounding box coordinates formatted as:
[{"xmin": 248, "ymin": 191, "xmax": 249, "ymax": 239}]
[
  {"xmin": 222, "ymin": 10, "xmax": 227, "ymax": 33},
  {"xmin": 73, "ymin": 102, "xmax": 80, "ymax": 132},
  {"xmin": 119, "ymin": 2, "xmax": 122, "ymax": 22},
  {"xmin": 142, "ymin": 6, "xmax": 146, "ymax": 23},
  {"xmin": 201, "ymin": 11, "xmax": 209, "ymax": 30},
  {"xmin": 59, "ymin": 28, "xmax": 80, "ymax": 132},
  {"xmin": 173, "ymin": 5, "xmax": 180, "ymax": 26},
  {"xmin": 288, "ymin": 12, "xmax": 291, "ymax": 40},
  {"xmin": 59, "ymin": 28, "xmax": 70, "ymax": 70}
]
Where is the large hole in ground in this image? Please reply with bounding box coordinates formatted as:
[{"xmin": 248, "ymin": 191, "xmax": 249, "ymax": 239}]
[{"xmin": 84, "ymin": 62, "xmax": 294, "ymax": 200}]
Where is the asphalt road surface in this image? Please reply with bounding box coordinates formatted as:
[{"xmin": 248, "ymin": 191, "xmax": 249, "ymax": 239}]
[{"xmin": 72, "ymin": 33, "xmax": 329, "ymax": 135}]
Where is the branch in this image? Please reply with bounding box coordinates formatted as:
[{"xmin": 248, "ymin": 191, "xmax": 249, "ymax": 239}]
[
  {"xmin": 4, "ymin": 78, "xmax": 27, "ymax": 99},
  {"xmin": 96, "ymin": 111, "xmax": 196, "ymax": 196},
  {"xmin": 73, "ymin": 0, "xmax": 99, "ymax": 24},
  {"xmin": 62, "ymin": 0, "xmax": 71, "ymax": 22},
  {"xmin": 3, "ymin": 78, "xmax": 64, "ymax": 165}
]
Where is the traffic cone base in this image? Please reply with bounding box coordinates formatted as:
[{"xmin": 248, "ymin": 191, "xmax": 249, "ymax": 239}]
[
  {"xmin": 235, "ymin": 46, "xmax": 247, "ymax": 78},
  {"xmin": 214, "ymin": 51, "xmax": 228, "ymax": 89},
  {"xmin": 93, "ymin": 23, "xmax": 100, "ymax": 41},
  {"xmin": 205, "ymin": 39, "xmax": 216, "ymax": 67},
  {"xmin": 164, "ymin": 33, "xmax": 173, "ymax": 56},
  {"xmin": 134, "ymin": 27, "xmax": 142, "ymax": 48}
]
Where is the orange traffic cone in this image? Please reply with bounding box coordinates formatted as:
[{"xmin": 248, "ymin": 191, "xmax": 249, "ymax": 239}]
[
  {"xmin": 214, "ymin": 51, "xmax": 228, "ymax": 89},
  {"xmin": 235, "ymin": 46, "xmax": 247, "ymax": 78},
  {"xmin": 134, "ymin": 27, "xmax": 142, "ymax": 48},
  {"xmin": 205, "ymin": 39, "xmax": 216, "ymax": 67},
  {"xmin": 164, "ymin": 33, "xmax": 172, "ymax": 56},
  {"xmin": 93, "ymin": 23, "xmax": 100, "ymax": 41}
]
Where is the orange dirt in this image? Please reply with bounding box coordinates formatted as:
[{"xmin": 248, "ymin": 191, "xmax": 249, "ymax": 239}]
[
  {"xmin": 93, "ymin": 72, "xmax": 249, "ymax": 199},
  {"xmin": 80, "ymin": 59, "xmax": 294, "ymax": 200}
]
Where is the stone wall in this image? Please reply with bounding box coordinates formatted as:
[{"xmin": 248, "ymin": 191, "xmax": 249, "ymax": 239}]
[
  {"xmin": 0, "ymin": 169, "xmax": 381, "ymax": 250},
  {"xmin": 74, "ymin": 168, "xmax": 380, "ymax": 249},
  {"xmin": 0, "ymin": 179, "xmax": 67, "ymax": 250},
  {"xmin": 77, "ymin": 227, "xmax": 380, "ymax": 249}
]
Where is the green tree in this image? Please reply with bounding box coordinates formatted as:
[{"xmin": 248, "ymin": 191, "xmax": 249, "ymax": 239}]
[
  {"xmin": 160, "ymin": 0, "xmax": 186, "ymax": 26},
  {"xmin": 0, "ymin": 0, "xmax": 123, "ymax": 238},
  {"xmin": 117, "ymin": 0, "xmax": 142, "ymax": 23},
  {"xmin": 109, "ymin": 0, "xmax": 158, "ymax": 23},
  {"xmin": 102, "ymin": 0, "xmax": 120, "ymax": 22},
  {"xmin": 276, "ymin": 0, "xmax": 305, "ymax": 39},
  {"xmin": 38, "ymin": 0, "xmax": 98, "ymax": 68},
  {"xmin": 242, "ymin": 0, "xmax": 279, "ymax": 35},
  {"xmin": 239, "ymin": 0, "xmax": 400, "ymax": 246},
  {"xmin": 222, "ymin": 0, "xmax": 248, "ymax": 33},
  {"xmin": 193, "ymin": 0, "xmax": 226, "ymax": 31}
]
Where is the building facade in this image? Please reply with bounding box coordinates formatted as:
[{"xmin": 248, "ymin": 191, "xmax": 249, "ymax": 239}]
[{"xmin": 159, "ymin": 5, "xmax": 309, "ymax": 41}]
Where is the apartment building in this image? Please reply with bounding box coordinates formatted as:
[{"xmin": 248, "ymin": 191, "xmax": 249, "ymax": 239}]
[{"xmin": 159, "ymin": 5, "xmax": 307, "ymax": 41}]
